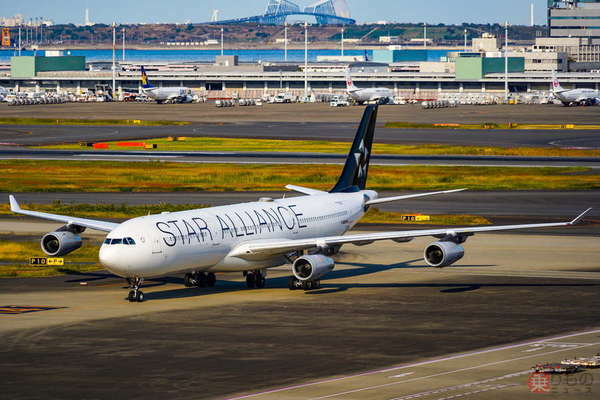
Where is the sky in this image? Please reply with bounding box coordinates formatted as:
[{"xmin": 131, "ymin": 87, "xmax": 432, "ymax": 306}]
[{"xmin": 2, "ymin": 0, "xmax": 549, "ymax": 26}]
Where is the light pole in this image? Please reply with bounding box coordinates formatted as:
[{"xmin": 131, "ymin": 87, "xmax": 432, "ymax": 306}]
[
  {"xmin": 304, "ymin": 21, "xmax": 309, "ymax": 98},
  {"xmin": 341, "ymin": 27, "xmax": 344, "ymax": 57},
  {"xmin": 284, "ymin": 22, "xmax": 288, "ymax": 61},
  {"xmin": 464, "ymin": 29, "xmax": 467, "ymax": 52},
  {"xmin": 122, "ymin": 28, "xmax": 126, "ymax": 61},
  {"xmin": 504, "ymin": 21, "xmax": 509, "ymax": 102},
  {"xmin": 112, "ymin": 22, "xmax": 116, "ymax": 100},
  {"xmin": 221, "ymin": 27, "xmax": 224, "ymax": 56},
  {"xmin": 424, "ymin": 22, "xmax": 427, "ymax": 49},
  {"xmin": 18, "ymin": 26, "xmax": 22, "ymax": 56}
]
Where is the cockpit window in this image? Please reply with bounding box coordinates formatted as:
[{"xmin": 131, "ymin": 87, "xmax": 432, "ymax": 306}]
[{"xmin": 104, "ymin": 237, "xmax": 136, "ymax": 245}]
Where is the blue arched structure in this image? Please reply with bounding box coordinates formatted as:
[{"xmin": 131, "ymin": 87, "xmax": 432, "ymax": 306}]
[{"xmin": 207, "ymin": 0, "xmax": 356, "ymax": 25}]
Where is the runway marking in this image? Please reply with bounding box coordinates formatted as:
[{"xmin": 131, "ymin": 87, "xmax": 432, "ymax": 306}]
[
  {"xmin": 388, "ymin": 371, "xmax": 529, "ymax": 400},
  {"xmin": 310, "ymin": 344, "xmax": 598, "ymax": 399},
  {"xmin": 434, "ymin": 383, "xmax": 520, "ymax": 400},
  {"xmin": 389, "ymin": 372, "xmax": 414, "ymax": 379},
  {"xmin": 224, "ymin": 328, "xmax": 600, "ymax": 400}
]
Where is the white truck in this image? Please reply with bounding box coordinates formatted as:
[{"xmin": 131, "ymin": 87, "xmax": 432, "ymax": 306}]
[{"xmin": 330, "ymin": 95, "xmax": 350, "ymax": 107}]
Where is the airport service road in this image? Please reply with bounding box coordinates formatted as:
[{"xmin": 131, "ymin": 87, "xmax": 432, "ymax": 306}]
[
  {"xmin": 3, "ymin": 148, "xmax": 600, "ymax": 168},
  {"xmin": 228, "ymin": 329, "xmax": 600, "ymax": 400},
  {"xmin": 2, "ymin": 123, "xmax": 600, "ymax": 148},
  {"xmin": 0, "ymin": 234, "xmax": 599, "ymax": 399}
]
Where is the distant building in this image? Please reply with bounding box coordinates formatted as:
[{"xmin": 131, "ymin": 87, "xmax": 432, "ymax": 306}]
[
  {"xmin": 472, "ymin": 33, "xmax": 500, "ymax": 53},
  {"xmin": 549, "ymin": 0, "xmax": 600, "ymax": 41},
  {"xmin": 0, "ymin": 14, "xmax": 24, "ymax": 27}
]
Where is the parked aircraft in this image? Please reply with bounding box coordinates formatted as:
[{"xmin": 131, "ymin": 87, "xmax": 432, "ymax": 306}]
[
  {"xmin": 0, "ymin": 86, "xmax": 7, "ymax": 102},
  {"xmin": 140, "ymin": 66, "xmax": 194, "ymax": 104},
  {"xmin": 8, "ymin": 106, "xmax": 592, "ymax": 302},
  {"xmin": 552, "ymin": 77, "xmax": 600, "ymax": 106},
  {"xmin": 346, "ymin": 69, "xmax": 394, "ymax": 104}
]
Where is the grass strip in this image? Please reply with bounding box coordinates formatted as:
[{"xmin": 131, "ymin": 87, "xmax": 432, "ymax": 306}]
[
  {"xmin": 1, "ymin": 160, "xmax": 597, "ymax": 192},
  {"xmin": 36, "ymin": 137, "xmax": 600, "ymax": 158},
  {"xmin": 0, "ymin": 117, "xmax": 190, "ymax": 126},
  {"xmin": 0, "ymin": 239, "xmax": 101, "ymax": 278}
]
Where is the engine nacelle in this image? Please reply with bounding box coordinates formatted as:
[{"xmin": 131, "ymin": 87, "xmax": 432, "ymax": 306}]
[
  {"xmin": 424, "ymin": 241, "xmax": 464, "ymax": 268},
  {"xmin": 41, "ymin": 231, "xmax": 82, "ymax": 256},
  {"xmin": 292, "ymin": 255, "xmax": 335, "ymax": 282}
]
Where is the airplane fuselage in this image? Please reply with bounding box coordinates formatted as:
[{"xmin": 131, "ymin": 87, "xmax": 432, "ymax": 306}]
[
  {"xmin": 554, "ymin": 88, "xmax": 600, "ymax": 105},
  {"xmin": 100, "ymin": 190, "xmax": 377, "ymax": 279},
  {"xmin": 142, "ymin": 87, "xmax": 193, "ymax": 102},
  {"xmin": 348, "ymin": 88, "xmax": 394, "ymax": 103}
]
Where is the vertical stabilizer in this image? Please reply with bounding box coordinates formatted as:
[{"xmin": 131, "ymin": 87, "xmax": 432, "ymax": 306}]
[
  {"xmin": 345, "ymin": 69, "xmax": 359, "ymax": 92},
  {"xmin": 141, "ymin": 66, "xmax": 154, "ymax": 89},
  {"xmin": 330, "ymin": 105, "xmax": 378, "ymax": 193}
]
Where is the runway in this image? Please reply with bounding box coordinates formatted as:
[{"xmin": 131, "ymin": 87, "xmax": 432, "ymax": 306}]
[
  {"xmin": 1, "ymin": 234, "xmax": 599, "ymax": 399},
  {"xmin": 1, "ymin": 122, "xmax": 600, "ymax": 148},
  {"xmin": 3, "ymin": 148, "xmax": 600, "ymax": 168}
]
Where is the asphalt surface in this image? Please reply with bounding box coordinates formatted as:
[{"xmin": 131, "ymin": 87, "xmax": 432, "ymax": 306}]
[
  {"xmin": 1, "ymin": 234, "xmax": 599, "ymax": 400},
  {"xmin": 2, "ymin": 122, "xmax": 600, "ymax": 148},
  {"xmin": 3, "ymin": 148, "xmax": 600, "ymax": 168}
]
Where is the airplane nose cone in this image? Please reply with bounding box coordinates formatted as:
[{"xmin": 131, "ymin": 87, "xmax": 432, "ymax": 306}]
[{"xmin": 99, "ymin": 246, "xmax": 129, "ymax": 277}]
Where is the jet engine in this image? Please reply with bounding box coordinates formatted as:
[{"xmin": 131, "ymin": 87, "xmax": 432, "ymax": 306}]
[
  {"xmin": 424, "ymin": 241, "xmax": 464, "ymax": 268},
  {"xmin": 292, "ymin": 255, "xmax": 335, "ymax": 282},
  {"xmin": 41, "ymin": 231, "xmax": 83, "ymax": 256}
]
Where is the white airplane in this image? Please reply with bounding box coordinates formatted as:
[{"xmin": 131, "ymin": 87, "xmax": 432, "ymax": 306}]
[
  {"xmin": 346, "ymin": 69, "xmax": 394, "ymax": 105},
  {"xmin": 0, "ymin": 86, "xmax": 7, "ymax": 102},
  {"xmin": 140, "ymin": 66, "xmax": 194, "ymax": 104},
  {"xmin": 8, "ymin": 106, "xmax": 592, "ymax": 302},
  {"xmin": 552, "ymin": 76, "xmax": 600, "ymax": 106}
]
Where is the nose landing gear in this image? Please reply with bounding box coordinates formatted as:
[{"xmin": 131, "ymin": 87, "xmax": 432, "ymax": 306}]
[{"xmin": 127, "ymin": 277, "xmax": 145, "ymax": 302}]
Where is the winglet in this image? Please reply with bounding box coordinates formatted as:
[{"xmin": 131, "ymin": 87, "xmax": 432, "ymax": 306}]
[
  {"xmin": 570, "ymin": 208, "xmax": 593, "ymax": 225},
  {"xmin": 8, "ymin": 195, "xmax": 20, "ymax": 212}
]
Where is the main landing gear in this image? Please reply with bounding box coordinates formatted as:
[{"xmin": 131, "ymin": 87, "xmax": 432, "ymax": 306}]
[
  {"xmin": 288, "ymin": 277, "xmax": 321, "ymax": 291},
  {"xmin": 244, "ymin": 270, "xmax": 266, "ymax": 289},
  {"xmin": 127, "ymin": 277, "xmax": 145, "ymax": 302},
  {"xmin": 184, "ymin": 272, "xmax": 217, "ymax": 288}
]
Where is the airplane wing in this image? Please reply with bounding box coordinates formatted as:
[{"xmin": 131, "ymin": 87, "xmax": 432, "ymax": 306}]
[
  {"xmin": 9, "ymin": 195, "xmax": 118, "ymax": 233},
  {"xmin": 366, "ymin": 189, "xmax": 466, "ymax": 206},
  {"xmin": 228, "ymin": 209, "xmax": 592, "ymax": 260}
]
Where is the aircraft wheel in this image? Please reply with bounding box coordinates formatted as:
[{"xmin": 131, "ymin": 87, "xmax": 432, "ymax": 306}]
[
  {"xmin": 246, "ymin": 273, "xmax": 256, "ymax": 288},
  {"xmin": 136, "ymin": 291, "xmax": 145, "ymax": 302},
  {"xmin": 288, "ymin": 277, "xmax": 298, "ymax": 290},
  {"xmin": 128, "ymin": 290, "xmax": 136, "ymax": 302},
  {"xmin": 184, "ymin": 273, "xmax": 193, "ymax": 287},
  {"xmin": 206, "ymin": 273, "xmax": 216, "ymax": 287}
]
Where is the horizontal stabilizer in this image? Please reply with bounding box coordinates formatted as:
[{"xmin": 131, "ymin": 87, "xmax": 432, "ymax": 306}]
[
  {"xmin": 365, "ymin": 189, "xmax": 466, "ymax": 206},
  {"xmin": 285, "ymin": 185, "xmax": 327, "ymax": 196}
]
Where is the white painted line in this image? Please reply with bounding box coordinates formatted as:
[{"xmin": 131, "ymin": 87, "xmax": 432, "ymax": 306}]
[
  {"xmin": 389, "ymin": 372, "xmax": 414, "ymax": 379},
  {"xmin": 77, "ymin": 154, "xmax": 180, "ymax": 158},
  {"xmin": 225, "ymin": 328, "xmax": 600, "ymax": 400},
  {"xmin": 311, "ymin": 344, "xmax": 597, "ymax": 399}
]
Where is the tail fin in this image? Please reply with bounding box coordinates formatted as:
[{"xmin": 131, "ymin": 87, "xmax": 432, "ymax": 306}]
[
  {"xmin": 345, "ymin": 69, "xmax": 359, "ymax": 92},
  {"xmin": 330, "ymin": 105, "xmax": 378, "ymax": 193},
  {"xmin": 141, "ymin": 66, "xmax": 154, "ymax": 89},
  {"xmin": 551, "ymin": 74, "xmax": 564, "ymax": 93}
]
